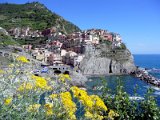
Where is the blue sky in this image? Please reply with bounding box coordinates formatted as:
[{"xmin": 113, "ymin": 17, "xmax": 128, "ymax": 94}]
[{"xmin": 1, "ymin": 0, "xmax": 160, "ymax": 54}]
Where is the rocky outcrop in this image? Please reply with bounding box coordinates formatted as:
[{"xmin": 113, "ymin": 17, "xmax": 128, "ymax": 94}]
[
  {"xmin": 70, "ymin": 71, "xmax": 88, "ymax": 87},
  {"xmin": 79, "ymin": 43, "xmax": 136, "ymax": 75}
]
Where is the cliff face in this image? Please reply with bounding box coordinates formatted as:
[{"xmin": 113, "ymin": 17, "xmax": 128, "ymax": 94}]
[{"xmin": 79, "ymin": 43, "xmax": 136, "ymax": 75}]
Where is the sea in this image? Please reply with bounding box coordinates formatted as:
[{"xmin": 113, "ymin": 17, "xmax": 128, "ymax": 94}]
[{"xmin": 86, "ymin": 54, "xmax": 160, "ymax": 106}]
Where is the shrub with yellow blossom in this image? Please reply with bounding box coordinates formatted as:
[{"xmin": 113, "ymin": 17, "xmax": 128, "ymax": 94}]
[
  {"xmin": 60, "ymin": 92, "xmax": 77, "ymax": 119},
  {"xmin": 108, "ymin": 109, "xmax": 119, "ymax": 120},
  {"xmin": 70, "ymin": 86, "xmax": 108, "ymax": 120},
  {"xmin": 4, "ymin": 97, "xmax": 12, "ymax": 105},
  {"xmin": 90, "ymin": 95, "xmax": 108, "ymax": 111},
  {"xmin": 27, "ymin": 104, "xmax": 41, "ymax": 113},
  {"xmin": 16, "ymin": 56, "xmax": 29, "ymax": 63},
  {"xmin": 31, "ymin": 75, "xmax": 51, "ymax": 90},
  {"xmin": 17, "ymin": 82, "xmax": 33, "ymax": 92},
  {"xmin": 58, "ymin": 73, "xmax": 71, "ymax": 82},
  {"xmin": 0, "ymin": 69, "xmax": 5, "ymax": 74},
  {"xmin": 49, "ymin": 94, "xmax": 58, "ymax": 100},
  {"xmin": 84, "ymin": 111, "xmax": 104, "ymax": 120},
  {"xmin": 44, "ymin": 103, "xmax": 54, "ymax": 116}
]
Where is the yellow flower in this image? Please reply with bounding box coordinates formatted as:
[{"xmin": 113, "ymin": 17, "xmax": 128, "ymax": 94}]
[
  {"xmin": 7, "ymin": 69, "xmax": 12, "ymax": 73},
  {"xmin": 35, "ymin": 78, "xmax": 47, "ymax": 89},
  {"xmin": 45, "ymin": 103, "xmax": 53, "ymax": 109},
  {"xmin": 0, "ymin": 69, "xmax": 5, "ymax": 74},
  {"xmin": 71, "ymin": 86, "xmax": 95, "ymax": 118},
  {"xmin": 49, "ymin": 94, "xmax": 58, "ymax": 100},
  {"xmin": 60, "ymin": 92, "xmax": 77, "ymax": 119},
  {"xmin": 44, "ymin": 103, "xmax": 53, "ymax": 116},
  {"xmin": 85, "ymin": 111, "xmax": 103, "ymax": 120},
  {"xmin": 27, "ymin": 104, "xmax": 41, "ymax": 112},
  {"xmin": 32, "ymin": 75, "xmax": 48, "ymax": 89},
  {"xmin": 4, "ymin": 97, "xmax": 12, "ymax": 105},
  {"xmin": 9, "ymin": 64, "xmax": 14, "ymax": 67},
  {"xmin": 17, "ymin": 94, "xmax": 23, "ymax": 99},
  {"xmin": 94, "ymin": 114, "xmax": 104, "ymax": 120},
  {"xmin": 69, "ymin": 114, "xmax": 76, "ymax": 120},
  {"xmin": 71, "ymin": 86, "xmax": 107, "ymax": 120},
  {"xmin": 71, "ymin": 86, "xmax": 93, "ymax": 108},
  {"xmin": 63, "ymin": 74, "xmax": 71, "ymax": 80},
  {"xmin": 90, "ymin": 95, "xmax": 108, "ymax": 111},
  {"xmin": 16, "ymin": 56, "xmax": 29, "ymax": 63},
  {"xmin": 15, "ymin": 70, "xmax": 20, "ymax": 73},
  {"xmin": 84, "ymin": 111, "xmax": 94, "ymax": 119},
  {"xmin": 60, "ymin": 91, "xmax": 72, "ymax": 100},
  {"xmin": 46, "ymin": 110, "xmax": 53, "ymax": 116},
  {"xmin": 58, "ymin": 74, "xmax": 71, "ymax": 82},
  {"xmin": 71, "ymin": 86, "xmax": 87, "ymax": 99},
  {"xmin": 8, "ymin": 75, "xmax": 14, "ymax": 79},
  {"xmin": 17, "ymin": 82, "xmax": 33, "ymax": 91},
  {"xmin": 108, "ymin": 109, "xmax": 119, "ymax": 120},
  {"xmin": 83, "ymin": 96, "xmax": 94, "ymax": 108},
  {"xmin": 46, "ymin": 86, "xmax": 52, "ymax": 91}
]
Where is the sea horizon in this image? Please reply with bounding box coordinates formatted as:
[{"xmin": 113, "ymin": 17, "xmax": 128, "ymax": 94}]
[{"xmin": 133, "ymin": 54, "xmax": 160, "ymax": 55}]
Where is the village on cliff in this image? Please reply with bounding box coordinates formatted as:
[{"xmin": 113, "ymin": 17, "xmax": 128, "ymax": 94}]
[{"xmin": 1, "ymin": 27, "xmax": 122, "ymax": 70}]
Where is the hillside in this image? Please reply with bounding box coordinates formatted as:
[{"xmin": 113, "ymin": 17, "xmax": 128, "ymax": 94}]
[
  {"xmin": 0, "ymin": 2, "xmax": 81, "ymax": 34},
  {"xmin": 0, "ymin": 27, "xmax": 17, "ymax": 46}
]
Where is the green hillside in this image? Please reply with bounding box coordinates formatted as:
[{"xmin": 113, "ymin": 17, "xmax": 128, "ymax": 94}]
[
  {"xmin": 0, "ymin": 29, "xmax": 17, "ymax": 46},
  {"xmin": 0, "ymin": 2, "xmax": 81, "ymax": 34}
]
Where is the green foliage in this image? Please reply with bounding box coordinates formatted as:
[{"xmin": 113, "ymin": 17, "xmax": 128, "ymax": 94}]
[
  {"xmin": 114, "ymin": 43, "xmax": 126, "ymax": 50},
  {"xmin": 120, "ymin": 43, "xmax": 126, "ymax": 50},
  {"xmin": 139, "ymin": 88, "xmax": 160, "ymax": 120},
  {"xmin": 0, "ymin": 2, "xmax": 81, "ymax": 33},
  {"xmin": 99, "ymin": 39, "xmax": 112, "ymax": 46},
  {"xmin": 15, "ymin": 38, "xmax": 26, "ymax": 45},
  {"xmin": 0, "ymin": 32, "xmax": 17, "ymax": 46},
  {"xmin": 101, "ymin": 78, "xmax": 160, "ymax": 120},
  {"xmin": 15, "ymin": 36, "xmax": 48, "ymax": 45}
]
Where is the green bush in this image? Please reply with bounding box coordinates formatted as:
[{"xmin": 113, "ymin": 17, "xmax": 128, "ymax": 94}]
[
  {"xmin": 99, "ymin": 39, "xmax": 112, "ymax": 46},
  {"xmin": 121, "ymin": 43, "xmax": 126, "ymax": 50},
  {"xmin": 101, "ymin": 78, "xmax": 160, "ymax": 120},
  {"xmin": 0, "ymin": 32, "xmax": 17, "ymax": 46}
]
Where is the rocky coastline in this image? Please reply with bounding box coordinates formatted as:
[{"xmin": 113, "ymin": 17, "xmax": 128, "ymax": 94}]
[{"xmin": 130, "ymin": 67, "xmax": 160, "ymax": 88}]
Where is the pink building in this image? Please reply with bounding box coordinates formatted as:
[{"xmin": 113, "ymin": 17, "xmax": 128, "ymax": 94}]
[
  {"xmin": 22, "ymin": 45, "xmax": 32, "ymax": 52},
  {"xmin": 102, "ymin": 33, "xmax": 113, "ymax": 41}
]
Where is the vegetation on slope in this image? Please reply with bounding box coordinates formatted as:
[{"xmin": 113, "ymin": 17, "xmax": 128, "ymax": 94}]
[
  {"xmin": 0, "ymin": 2, "xmax": 81, "ymax": 33},
  {"xmin": 0, "ymin": 32, "xmax": 17, "ymax": 46}
]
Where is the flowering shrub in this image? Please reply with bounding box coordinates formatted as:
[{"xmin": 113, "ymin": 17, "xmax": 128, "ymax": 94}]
[
  {"xmin": 4, "ymin": 97, "xmax": 12, "ymax": 105},
  {"xmin": 71, "ymin": 86, "xmax": 109, "ymax": 119},
  {"xmin": 0, "ymin": 56, "xmax": 118, "ymax": 120},
  {"xmin": 16, "ymin": 55, "xmax": 29, "ymax": 63}
]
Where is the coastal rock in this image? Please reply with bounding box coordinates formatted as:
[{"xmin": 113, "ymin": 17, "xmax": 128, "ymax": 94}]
[
  {"xmin": 70, "ymin": 71, "xmax": 88, "ymax": 87},
  {"xmin": 79, "ymin": 43, "xmax": 136, "ymax": 75}
]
